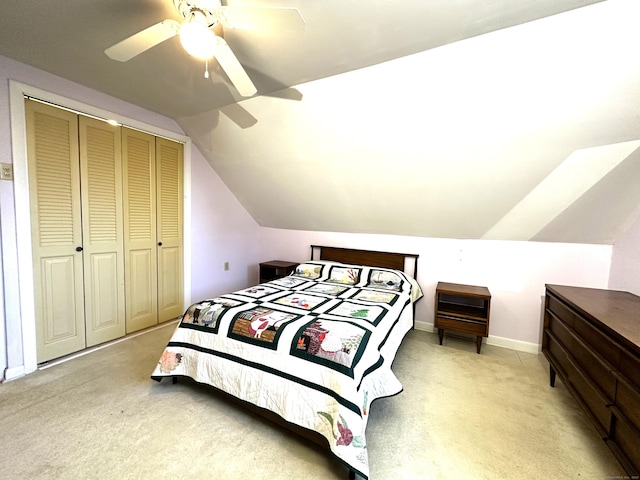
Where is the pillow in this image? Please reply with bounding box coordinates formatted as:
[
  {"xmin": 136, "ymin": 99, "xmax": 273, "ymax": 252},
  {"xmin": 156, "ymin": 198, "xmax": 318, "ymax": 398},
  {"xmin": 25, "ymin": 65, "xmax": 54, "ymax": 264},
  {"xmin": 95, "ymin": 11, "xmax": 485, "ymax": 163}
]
[
  {"xmin": 326, "ymin": 265, "xmax": 361, "ymax": 285},
  {"xmin": 363, "ymin": 267, "xmax": 423, "ymax": 302},
  {"xmin": 365, "ymin": 269, "xmax": 404, "ymax": 292},
  {"xmin": 291, "ymin": 262, "xmax": 325, "ymax": 280},
  {"xmin": 299, "ymin": 260, "xmax": 423, "ymax": 303}
]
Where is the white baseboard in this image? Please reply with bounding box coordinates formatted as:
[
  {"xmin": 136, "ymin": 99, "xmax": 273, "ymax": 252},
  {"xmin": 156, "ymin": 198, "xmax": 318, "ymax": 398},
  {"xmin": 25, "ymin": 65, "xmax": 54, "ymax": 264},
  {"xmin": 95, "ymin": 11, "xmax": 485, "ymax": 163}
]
[
  {"xmin": 39, "ymin": 319, "xmax": 179, "ymax": 371},
  {"xmin": 2, "ymin": 320, "xmax": 179, "ymax": 382},
  {"xmin": 414, "ymin": 320, "xmax": 540, "ymax": 354},
  {"xmin": 3, "ymin": 365, "xmax": 26, "ymax": 382},
  {"xmin": 414, "ymin": 319, "xmax": 434, "ymax": 332},
  {"xmin": 486, "ymin": 335, "xmax": 540, "ymax": 354}
]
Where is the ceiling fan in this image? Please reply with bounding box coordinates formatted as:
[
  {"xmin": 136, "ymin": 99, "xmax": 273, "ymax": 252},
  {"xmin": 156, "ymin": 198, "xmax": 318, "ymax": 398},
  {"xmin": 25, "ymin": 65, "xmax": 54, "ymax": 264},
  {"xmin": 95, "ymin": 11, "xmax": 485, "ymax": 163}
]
[{"xmin": 104, "ymin": 0, "xmax": 304, "ymax": 97}]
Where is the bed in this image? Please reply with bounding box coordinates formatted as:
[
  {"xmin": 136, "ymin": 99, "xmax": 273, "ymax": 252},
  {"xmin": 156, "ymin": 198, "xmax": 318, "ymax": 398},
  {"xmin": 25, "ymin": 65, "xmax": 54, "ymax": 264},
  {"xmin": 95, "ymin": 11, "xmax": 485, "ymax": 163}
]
[{"xmin": 151, "ymin": 246, "xmax": 422, "ymax": 479}]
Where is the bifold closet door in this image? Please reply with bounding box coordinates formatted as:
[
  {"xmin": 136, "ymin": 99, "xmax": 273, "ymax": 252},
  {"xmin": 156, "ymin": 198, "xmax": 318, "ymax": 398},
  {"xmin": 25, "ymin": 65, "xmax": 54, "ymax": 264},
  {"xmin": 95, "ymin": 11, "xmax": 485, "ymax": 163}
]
[
  {"xmin": 123, "ymin": 131, "xmax": 184, "ymax": 331},
  {"xmin": 156, "ymin": 137, "xmax": 184, "ymax": 322},
  {"xmin": 27, "ymin": 101, "xmax": 182, "ymax": 361},
  {"xmin": 27, "ymin": 100, "xmax": 86, "ymax": 363},
  {"xmin": 27, "ymin": 101, "xmax": 125, "ymax": 361},
  {"xmin": 122, "ymin": 127, "xmax": 158, "ymax": 333},
  {"xmin": 78, "ymin": 116, "xmax": 126, "ymax": 347}
]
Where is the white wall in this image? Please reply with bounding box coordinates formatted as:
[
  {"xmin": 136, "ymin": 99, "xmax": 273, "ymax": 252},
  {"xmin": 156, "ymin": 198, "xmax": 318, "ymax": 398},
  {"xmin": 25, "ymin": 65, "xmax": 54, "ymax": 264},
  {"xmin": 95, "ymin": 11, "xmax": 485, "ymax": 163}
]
[
  {"xmin": 259, "ymin": 228, "xmax": 612, "ymax": 352},
  {"xmin": 0, "ymin": 55, "xmax": 261, "ymax": 380},
  {"xmin": 0, "ymin": 52, "xmax": 632, "ymax": 377},
  {"xmin": 609, "ymin": 213, "xmax": 640, "ymax": 295},
  {"xmin": 189, "ymin": 146, "xmax": 261, "ymax": 300}
]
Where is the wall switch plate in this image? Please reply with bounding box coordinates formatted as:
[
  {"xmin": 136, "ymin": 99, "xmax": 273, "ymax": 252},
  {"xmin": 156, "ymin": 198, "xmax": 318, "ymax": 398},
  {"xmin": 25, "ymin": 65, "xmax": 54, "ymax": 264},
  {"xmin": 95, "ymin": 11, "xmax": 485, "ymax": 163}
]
[
  {"xmin": 0, "ymin": 163, "xmax": 13, "ymax": 180},
  {"xmin": 224, "ymin": 261, "xmax": 230, "ymax": 271}
]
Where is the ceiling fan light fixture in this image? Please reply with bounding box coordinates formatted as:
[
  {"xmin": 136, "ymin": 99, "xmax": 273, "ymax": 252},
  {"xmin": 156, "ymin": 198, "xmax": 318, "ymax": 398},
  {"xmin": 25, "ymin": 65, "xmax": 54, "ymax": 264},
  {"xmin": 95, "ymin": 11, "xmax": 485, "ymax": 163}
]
[{"xmin": 179, "ymin": 15, "xmax": 216, "ymax": 59}]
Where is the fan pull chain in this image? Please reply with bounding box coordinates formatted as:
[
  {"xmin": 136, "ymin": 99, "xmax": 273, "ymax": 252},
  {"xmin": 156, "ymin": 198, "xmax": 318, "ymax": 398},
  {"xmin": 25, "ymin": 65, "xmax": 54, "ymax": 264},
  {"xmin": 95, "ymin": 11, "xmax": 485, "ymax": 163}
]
[{"xmin": 204, "ymin": 59, "xmax": 210, "ymax": 79}]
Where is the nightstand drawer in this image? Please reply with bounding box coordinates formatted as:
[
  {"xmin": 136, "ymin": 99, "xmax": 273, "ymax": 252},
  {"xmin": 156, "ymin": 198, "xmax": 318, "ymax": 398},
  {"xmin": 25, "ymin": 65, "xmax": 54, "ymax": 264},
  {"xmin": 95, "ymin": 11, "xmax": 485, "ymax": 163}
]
[{"xmin": 435, "ymin": 315, "xmax": 487, "ymax": 337}]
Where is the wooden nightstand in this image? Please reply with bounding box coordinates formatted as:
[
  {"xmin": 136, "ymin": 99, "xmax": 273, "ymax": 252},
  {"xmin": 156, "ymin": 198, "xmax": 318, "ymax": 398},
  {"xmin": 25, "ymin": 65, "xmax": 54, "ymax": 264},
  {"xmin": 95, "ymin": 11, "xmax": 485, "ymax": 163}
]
[
  {"xmin": 434, "ymin": 282, "xmax": 491, "ymax": 354},
  {"xmin": 259, "ymin": 260, "xmax": 298, "ymax": 283}
]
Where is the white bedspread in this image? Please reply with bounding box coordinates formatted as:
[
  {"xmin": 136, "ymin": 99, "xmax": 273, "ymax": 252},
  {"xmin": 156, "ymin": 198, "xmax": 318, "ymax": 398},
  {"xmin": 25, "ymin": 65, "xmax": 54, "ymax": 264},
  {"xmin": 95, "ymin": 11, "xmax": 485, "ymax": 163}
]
[{"xmin": 151, "ymin": 260, "xmax": 422, "ymax": 479}]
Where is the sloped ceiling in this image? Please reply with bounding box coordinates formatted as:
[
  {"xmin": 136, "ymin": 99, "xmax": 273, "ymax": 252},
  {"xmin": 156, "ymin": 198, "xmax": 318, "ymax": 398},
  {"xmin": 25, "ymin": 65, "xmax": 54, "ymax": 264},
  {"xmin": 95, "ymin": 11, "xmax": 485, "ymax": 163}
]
[
  {"xmin": 1, "ymin": 0, "xmax": 639, "ymax": 244},
  {"xmin": 180, "ymin": 0, "xmax": 640, "ymax": 244}
]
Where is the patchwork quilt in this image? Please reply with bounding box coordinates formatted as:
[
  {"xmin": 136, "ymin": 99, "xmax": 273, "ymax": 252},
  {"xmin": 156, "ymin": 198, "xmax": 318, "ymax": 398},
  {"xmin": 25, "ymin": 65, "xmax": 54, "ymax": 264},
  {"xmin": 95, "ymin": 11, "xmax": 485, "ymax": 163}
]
[{"xmin": 151, "ymin": 260, "xmax": 423, "ymax": 479}]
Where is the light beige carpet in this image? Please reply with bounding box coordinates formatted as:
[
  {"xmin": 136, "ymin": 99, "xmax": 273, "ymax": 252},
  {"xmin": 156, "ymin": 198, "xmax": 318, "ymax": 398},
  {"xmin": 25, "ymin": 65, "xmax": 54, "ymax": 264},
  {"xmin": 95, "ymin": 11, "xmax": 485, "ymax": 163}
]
[{"xmin": 0, "ymin": 323, "xmax": 626, "ymax": 479}]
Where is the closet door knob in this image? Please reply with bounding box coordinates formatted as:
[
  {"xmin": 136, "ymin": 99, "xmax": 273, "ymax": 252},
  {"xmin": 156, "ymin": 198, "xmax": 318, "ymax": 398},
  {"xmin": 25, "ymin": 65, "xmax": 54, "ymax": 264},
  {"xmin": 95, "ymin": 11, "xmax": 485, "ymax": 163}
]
[
  {"xmin": 75, "ymin": 246, "xmax": 83, "ymax": 252},
  {"xmin": 158, "ymin": 242, "xmax": 163, "ymax": 246}
]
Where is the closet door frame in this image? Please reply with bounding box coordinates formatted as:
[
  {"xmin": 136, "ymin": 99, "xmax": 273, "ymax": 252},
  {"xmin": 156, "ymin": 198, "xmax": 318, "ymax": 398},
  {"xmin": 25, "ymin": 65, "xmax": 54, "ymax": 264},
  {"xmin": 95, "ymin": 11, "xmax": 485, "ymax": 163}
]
[{"xmin": 8, "ymin": 81, "xmax": 191, "ymax": 376}]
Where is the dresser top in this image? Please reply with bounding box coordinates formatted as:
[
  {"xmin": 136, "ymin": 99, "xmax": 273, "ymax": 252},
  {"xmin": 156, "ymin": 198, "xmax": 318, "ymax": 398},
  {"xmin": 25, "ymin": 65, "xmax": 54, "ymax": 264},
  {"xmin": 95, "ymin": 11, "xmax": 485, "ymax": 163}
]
[{"xmin": 546, "ymin": 284, "xmax": 640, "ymax": 353}]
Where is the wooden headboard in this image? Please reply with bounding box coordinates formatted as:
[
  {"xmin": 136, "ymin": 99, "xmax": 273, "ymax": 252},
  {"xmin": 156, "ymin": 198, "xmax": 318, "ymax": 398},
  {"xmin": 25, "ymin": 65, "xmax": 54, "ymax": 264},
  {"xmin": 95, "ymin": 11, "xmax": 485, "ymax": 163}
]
[{"xmin": 310, "ymin": 245, "xmax": 419, "ymax": 279}]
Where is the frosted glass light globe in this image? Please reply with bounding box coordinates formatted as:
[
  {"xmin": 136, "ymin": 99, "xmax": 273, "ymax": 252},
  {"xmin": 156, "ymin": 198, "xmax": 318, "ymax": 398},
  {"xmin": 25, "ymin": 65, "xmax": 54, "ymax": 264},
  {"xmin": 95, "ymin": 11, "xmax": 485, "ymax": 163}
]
[{"xmin": 179, "ymin": 21, "xmax": 216, "ymax": 59}]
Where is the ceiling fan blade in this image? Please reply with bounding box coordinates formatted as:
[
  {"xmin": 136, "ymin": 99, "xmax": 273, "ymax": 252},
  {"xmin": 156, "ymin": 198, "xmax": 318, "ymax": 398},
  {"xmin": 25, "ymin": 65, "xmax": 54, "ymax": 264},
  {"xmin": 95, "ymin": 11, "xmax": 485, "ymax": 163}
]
[
  {"xmin": 105, "ymin": 20, "xmax": 180, "ymax": 61},
  {"xmin": 217, "ymin": 7, "xmax": 305, "ymax": 31},
  {"xmin": 214, "ymin": 37, "xmax": 257, "ymax": 97}
]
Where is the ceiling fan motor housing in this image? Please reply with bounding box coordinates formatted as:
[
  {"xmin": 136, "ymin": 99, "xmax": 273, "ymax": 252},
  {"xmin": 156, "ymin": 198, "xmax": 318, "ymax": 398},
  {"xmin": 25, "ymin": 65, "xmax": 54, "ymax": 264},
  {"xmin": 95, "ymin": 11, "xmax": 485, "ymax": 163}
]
[{"xmin": 174, "ymin": 0, "xmax": 221, "ymax": 27}]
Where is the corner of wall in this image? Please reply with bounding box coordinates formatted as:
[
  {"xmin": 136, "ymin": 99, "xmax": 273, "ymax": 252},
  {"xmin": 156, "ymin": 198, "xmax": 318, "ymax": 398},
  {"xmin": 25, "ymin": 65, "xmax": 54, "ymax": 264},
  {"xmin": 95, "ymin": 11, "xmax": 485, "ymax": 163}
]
[{"xmin": 609, "ymin": 211, "xmax": 640, "ymax": 295}]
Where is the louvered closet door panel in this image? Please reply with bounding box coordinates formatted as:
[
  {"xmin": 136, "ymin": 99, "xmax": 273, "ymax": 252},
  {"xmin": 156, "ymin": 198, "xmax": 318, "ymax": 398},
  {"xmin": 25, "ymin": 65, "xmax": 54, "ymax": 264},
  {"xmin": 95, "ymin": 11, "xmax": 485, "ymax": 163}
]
[
  {"xmin": 79, "ymin": 116, "xmax": 125, "ymax": 346},
  {"xmin": 156, "ymin": 137, "xmax": 184, "ymax": 322},
  {"xmin": 26, "ymin": 100, "xmax": 86, "ymax": 363},
  {"xmin": 123, "ymin": 127, "xmax": 158, "ymax": 333}
]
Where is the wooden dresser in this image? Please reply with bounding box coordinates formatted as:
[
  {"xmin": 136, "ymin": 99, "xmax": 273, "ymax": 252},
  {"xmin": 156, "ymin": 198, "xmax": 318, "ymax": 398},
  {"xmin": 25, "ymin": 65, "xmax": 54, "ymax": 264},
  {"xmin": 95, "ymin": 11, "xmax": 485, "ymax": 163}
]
[{"xmin": 542, "ymin": 285, "xmax": 640, "ymax": 477}]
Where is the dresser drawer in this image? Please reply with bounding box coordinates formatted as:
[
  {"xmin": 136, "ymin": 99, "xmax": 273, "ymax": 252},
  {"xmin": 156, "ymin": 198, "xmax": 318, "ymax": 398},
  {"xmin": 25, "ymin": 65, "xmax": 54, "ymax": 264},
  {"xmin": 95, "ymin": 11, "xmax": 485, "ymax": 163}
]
[
  {"xmin": 616, "ymin": 350, "xmax": 640, "ymax": 431},
  {"xmin": 568, "ymin": 359, "xmax": 612, "ymax": 436},
  {"xmin": 547, "ymin": 334, "xmax": 611, "ymax": 435},
  {"xmin": 616, "ymin": 379, "xmax": 640, "ymax": 432},
  {"xmin": 611, "ymin": 415, "xmax": 640, "ymax": 476},
  {"xmin": 573, "ymin": 314, "xmax": 621, "ymax": 368},
  {"xmin": 546, "ymin": 310, "xmax": 575, "ymax": 350},
  {"xmin": 569, "ymin": 331, "xmax": 616, "ymax": 402},
  {"xmin": 618, "ymin": 350, "xmax": 640, "ymax": 389},
  {"xmin": 435, "ymin": 315, "xmax": 487, "ymax": 336},
  {"xmin": 547, "ymin": 294, "xmax": 576, "ymax": 328},
  {"xmin": 545, "ymin": 333, "xmax": 571, "ymax": 380},
  {"xmin": 547, "ymin": 308, "xmax": 616, "ymax": 402}
]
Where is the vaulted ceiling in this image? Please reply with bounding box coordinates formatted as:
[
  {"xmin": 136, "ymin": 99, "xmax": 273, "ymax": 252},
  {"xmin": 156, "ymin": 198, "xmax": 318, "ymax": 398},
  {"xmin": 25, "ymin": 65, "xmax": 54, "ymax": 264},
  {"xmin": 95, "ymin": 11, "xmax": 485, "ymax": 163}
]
[{"xmin": 1, "ymin": 0, "xmax": 639, "ymax": 244}]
